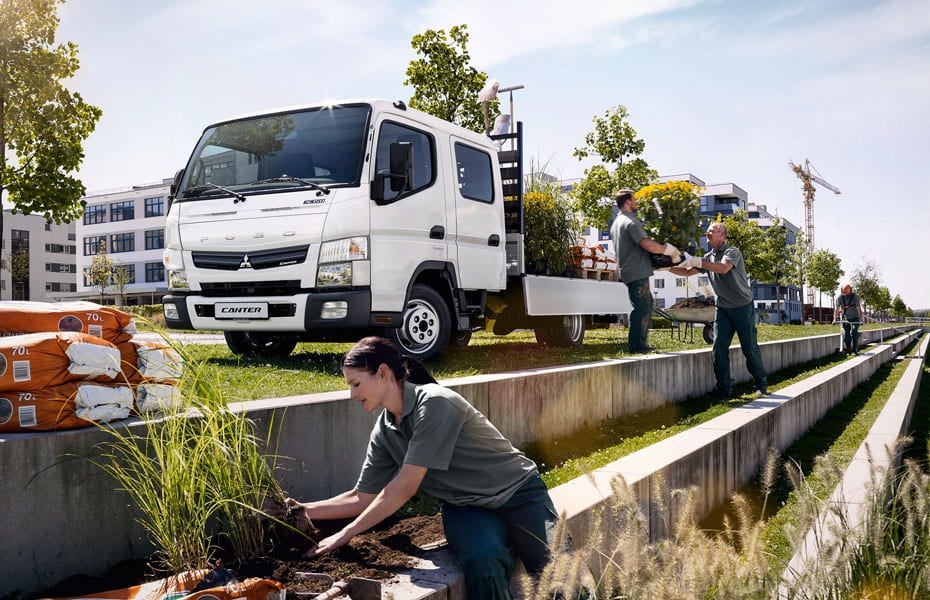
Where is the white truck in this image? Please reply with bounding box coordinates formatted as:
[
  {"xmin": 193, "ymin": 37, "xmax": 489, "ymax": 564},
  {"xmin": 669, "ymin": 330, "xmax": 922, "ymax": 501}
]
[{"xmin": 162, "ymin": 99, "xmax": 631, "ymax": 360}]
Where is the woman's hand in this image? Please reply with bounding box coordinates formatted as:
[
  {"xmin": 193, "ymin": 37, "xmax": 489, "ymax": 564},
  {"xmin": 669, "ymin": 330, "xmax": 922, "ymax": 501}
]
[{"xmin": 304, "ymin": 528, "xmax": 354, "ymax": 558}]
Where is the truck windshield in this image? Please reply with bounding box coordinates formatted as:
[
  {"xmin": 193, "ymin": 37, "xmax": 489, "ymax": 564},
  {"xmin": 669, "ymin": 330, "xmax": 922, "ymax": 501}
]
[{"xmin": 178, "ymin": 103, "xmax": 371, "ymax": 199}]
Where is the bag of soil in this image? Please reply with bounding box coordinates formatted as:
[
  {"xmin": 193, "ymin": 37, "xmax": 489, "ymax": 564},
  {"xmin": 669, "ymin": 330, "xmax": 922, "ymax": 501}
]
[
  {"xmin": 0, "ymin": 331, "xmax": 122, "ymax": 393},
  {"xmin": 0, "ymin": 300, "xmax": 137, "ymax": 344}
]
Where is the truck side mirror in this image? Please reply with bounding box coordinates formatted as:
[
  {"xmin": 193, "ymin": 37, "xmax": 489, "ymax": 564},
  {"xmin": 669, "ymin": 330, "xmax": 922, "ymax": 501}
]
[
  {"xmin": 371, "ymin": 142, "xmax": 413, "ymax": 205},
  {"xmin": 168, "ymin": 168, "xmax": 184, "ymax": 210}
]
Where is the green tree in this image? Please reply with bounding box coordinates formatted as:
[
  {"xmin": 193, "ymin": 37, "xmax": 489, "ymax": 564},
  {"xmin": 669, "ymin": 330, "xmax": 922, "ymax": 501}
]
[
  {"xmin": 0, "ymin": 0, "xmax": 102, "ymax": 270},
  {"xmin": 1, "ymin": 246, "xmax": 29, "ymax": 299},
  {"xmin": 851, "ymin": 259, "xmax": 883, "ymax": 318},
  {"xmin": 571, "ymin": 106, "xmax": 657, "ymax": 229},
  {"xmin": 404, "ymin": 24, "xmax": 496, "ymax": 133},
  {"xmin": 874, "ymin": 285, "xmax": 892, "ymax": 321},
  {"xmin": 89, "ymin": 243, "xmax": 114, "ymax": 304},
  {"xmin": 890, "ymin": 294, "xmax": 909, "ymax": 319},
  {"xmin": 805, "ymin": 248, "xmax": 844, "ymax": 311},
  {"xmin": 111, "ymin": 262, "xmax": 132, "ymax": 306},
  {"xmin": 720, "ymin": 210, "xmax": 765, "ymax": 276},
  {"xmin": 754, "ymin": 221, "xmax": 805, "ymax": 324}
]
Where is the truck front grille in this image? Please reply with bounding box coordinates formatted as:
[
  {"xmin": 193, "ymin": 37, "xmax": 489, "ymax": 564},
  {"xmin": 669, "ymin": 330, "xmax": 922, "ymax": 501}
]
[
  {"xmin": 191, "ymin": 245, "xmax": 310, "ymax": 271},
  {"xmin": 199, "ymin": 280, "xmax": 302, "ymax": 297}
]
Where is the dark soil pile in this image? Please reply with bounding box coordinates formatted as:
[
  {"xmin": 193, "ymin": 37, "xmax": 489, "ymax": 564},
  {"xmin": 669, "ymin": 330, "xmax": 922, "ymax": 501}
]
[
  {"xmin": 669, "ymin": 297, "xmax": 715, "ymax": 309},
  {"xmin": 10, "ymin": 514, "xmax": 446, "ymax": 600}
]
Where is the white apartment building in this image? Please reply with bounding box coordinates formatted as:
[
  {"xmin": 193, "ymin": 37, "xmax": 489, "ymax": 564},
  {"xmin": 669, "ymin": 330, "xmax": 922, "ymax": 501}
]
[
  {"xmin": 1, "ymin": 208, "xmax": 77, "ymax": 302},
  {"xmin": 75, "ymin": 179, "xmax": 171, "ymax": 305}
]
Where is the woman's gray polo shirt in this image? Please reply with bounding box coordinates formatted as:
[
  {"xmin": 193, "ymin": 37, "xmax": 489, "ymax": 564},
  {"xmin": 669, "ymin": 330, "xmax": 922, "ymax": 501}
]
[{"xmin": 355, "ymin": 382, "xmax": 537, "ymax": 509}]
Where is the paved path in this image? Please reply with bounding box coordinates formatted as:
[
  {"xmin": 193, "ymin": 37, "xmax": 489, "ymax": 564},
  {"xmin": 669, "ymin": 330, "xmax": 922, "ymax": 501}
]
[{"xmin": 133, "ymin": 331, "xmax": 225, "ymax": 345}]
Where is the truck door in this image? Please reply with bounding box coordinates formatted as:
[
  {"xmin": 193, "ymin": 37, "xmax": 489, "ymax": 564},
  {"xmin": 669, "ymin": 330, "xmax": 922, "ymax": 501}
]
[
  {"xmin": 450, "ymin": 138, "xmax": 507, "ymax": 290},
  {"xmin": 368, "ymin": 119, "xmax": 451, "ymax": 312}
]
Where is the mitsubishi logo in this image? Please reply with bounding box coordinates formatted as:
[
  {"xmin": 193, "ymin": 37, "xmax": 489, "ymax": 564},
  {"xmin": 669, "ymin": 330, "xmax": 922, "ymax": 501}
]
[{"xmin": 239, "ymin": 254, "xmax": 253, "ymax": 269}]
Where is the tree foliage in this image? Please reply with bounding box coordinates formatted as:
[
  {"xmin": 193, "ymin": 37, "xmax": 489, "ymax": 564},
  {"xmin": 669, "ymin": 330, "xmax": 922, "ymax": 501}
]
[
  {"xmin": 634, "ymin": 181, "xmax": 703, "ymax": 253},
  {"xmin": 851, "ymin": 259, "xmax": 883, "ymax": 314},
  {"xmin": 571, "ymin": 106, "xmax": 657, "ymax": 229},
  {"xmin": 0, "ymin": 0, "xmax": 102, "ymax": 268},
  {"xmin": 404, "ymin": 24, "xmax": 496, "ymax": 133},
  {"xmin": 89, "ymin": 244, "xmax": 114, "ymax": 303},
  {"xmin": 751, "ymin": 220, "xmax": 805, "ymax": 323},
  {"xmin": 805, "ymin": 248, "xmax": 844, "ymax": 307},
  {"xmin": 891, "ymin": 295, "xmax": 911, "ymax": 318},
  {"xmin": 720, "ymin": 210, "xmax": 765, "ymax": 276}
]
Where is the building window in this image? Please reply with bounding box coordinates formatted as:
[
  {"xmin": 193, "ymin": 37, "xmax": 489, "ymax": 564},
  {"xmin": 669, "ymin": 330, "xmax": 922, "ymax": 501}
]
[
  {"xmin": 698, "ymin": 276, "xmax": 710, "ymax": 286},
  {"xmin": 83, "ymin": 235, "xmax": 106, "ymax": 256},
  {"xmin": 114, "ymin": 264, "xmax": 136, "ymax": 284},
  {"xmin": 145, "ymin": 262, "xmax": 165, "ymax": 282},
  {"xmin": 676, "ymin": 277, "xmax": 687, "ymax": 287},
  {"xmin": 145, "ymin": 196, "xmax": 164, "ymax": 217},
  {"xmin": 44, "ymin": 223, "xmax": 51, "ymax": 231},
  {"xmin": 144, "ymin": 229, "xmax": 164, "ymax": 250},
  {"xmin": 84, "ymin": 204, "xmax": 107, "ymax": 225},
  {"xmin": 654, "ymin": 279, "xmax": 665, "ymax": 289},
  {"xmin": 110, "ymin": 200, "xmax": 135, "ymax": 222},
  {"xmin": 655, "ymin": 298, "xmax": 666, "ymax": 309},
  {"xmin": 110, "ymin": 232, "xmax": 135, "ymax": 253}
]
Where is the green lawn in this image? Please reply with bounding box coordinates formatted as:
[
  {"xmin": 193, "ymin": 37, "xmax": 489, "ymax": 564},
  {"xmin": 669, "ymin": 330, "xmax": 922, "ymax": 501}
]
[{"xmin": 177, "ymin": 323, "xmax": 863, "ymax": 401}]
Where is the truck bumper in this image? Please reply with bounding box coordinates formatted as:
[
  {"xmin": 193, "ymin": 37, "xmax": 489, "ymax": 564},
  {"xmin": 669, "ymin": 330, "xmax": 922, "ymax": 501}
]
[{"xmin": 162, "ymin": 289, "xmax": 372, "ymax": 332}]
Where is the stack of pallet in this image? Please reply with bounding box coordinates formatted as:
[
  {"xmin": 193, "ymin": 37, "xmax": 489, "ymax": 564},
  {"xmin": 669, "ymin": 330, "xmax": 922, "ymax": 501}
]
[
  {"xmin": 570, "ymin": 244, "xmax": 618, "ymax": 281},
  {"xmin": 0, "ymin": 301, "xmax": 182, "ymax": 432}
]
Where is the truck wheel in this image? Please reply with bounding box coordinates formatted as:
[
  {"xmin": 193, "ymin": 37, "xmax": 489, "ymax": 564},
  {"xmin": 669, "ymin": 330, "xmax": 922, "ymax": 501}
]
[
  {"xmin": 387, "ymin": 284, "xmax": 452, "ymax": 361},
  {"xmin": 534, "ymin": 315, "xmax": 586, "ymax": 347},
  {"xmin": 225, "ymin": 331, "xmax": 298, "ymax": 358},
  {"xmin": 702, "ymin": 324, "xmax": 714, "ymax": 344},
  {"xmin": 449, "ymin": 329, "xmax": 473, "ymax": 349}
]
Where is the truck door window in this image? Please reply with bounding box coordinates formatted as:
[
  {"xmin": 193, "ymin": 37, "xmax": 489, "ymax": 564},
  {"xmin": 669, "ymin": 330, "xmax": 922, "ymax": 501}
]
[
  {"xmin": 374, "ymin": 122, "xmax": 434, "ymax": 202},
  {"xmin": 454, "ymin": 143, "xmax": 494, "ymax": 204}
]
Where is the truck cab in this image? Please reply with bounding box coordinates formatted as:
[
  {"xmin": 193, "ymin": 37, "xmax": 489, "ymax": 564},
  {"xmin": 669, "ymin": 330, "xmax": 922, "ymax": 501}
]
[{"xmin": 162, "ymin": 99, "xmax": 506, "ymax": 360}]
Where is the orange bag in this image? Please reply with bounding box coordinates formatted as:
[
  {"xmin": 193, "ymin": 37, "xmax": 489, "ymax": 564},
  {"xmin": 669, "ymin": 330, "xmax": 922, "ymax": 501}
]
[
  {"xmin": 0, "ymin": 300, "xmax": 137, "ymax": 344},
  {"xmin": 0, "ymin": 382, "xmax": 133, "ymax": 432},
  {"xmin": 50, "ymin": 570, "xmax": 286, "ymax": 600},
  {"xmin": 0, "ymin": 332, "xmax": 122, "ymax": 393}
]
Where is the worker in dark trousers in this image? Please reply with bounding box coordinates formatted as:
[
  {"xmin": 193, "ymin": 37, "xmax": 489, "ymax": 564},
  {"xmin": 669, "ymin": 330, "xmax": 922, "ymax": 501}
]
[{"xmin": 835, "ymin": 284, "xmax": 863, "ymax": 355}]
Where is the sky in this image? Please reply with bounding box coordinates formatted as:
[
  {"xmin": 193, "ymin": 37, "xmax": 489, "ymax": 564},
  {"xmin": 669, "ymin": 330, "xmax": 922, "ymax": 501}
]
[{"xmin": 52, "ymin": 0, "xmax": 930, "ymax": 309}]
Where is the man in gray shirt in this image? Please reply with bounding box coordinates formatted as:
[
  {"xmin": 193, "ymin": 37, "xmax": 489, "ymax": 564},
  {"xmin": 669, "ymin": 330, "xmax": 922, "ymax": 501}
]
[
  {"xmin": 672, "ymin": 222, "xmax": 767, "ymax": 397},
  {"xmin": 610, "ymin": 189, "xmax": 681, "ymax": 353}
]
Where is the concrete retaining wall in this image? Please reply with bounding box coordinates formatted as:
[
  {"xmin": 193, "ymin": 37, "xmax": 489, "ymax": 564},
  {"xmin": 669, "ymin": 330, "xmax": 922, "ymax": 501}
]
[{"xmin": 0, "ymin": 326, "xmax": 914, "ymax": 597}]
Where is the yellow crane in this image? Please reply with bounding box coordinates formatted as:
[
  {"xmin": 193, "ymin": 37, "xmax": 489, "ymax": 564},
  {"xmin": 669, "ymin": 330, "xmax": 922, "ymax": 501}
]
[{"xmin": 789, "ymin": 158, "xmax": 841, "ymax": 307}]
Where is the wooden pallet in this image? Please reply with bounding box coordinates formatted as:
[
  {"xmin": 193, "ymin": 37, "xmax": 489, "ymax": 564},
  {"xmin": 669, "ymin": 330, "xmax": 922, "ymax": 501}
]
[{"xmin": 579, "ymin": 268, "xmax": 615, "ymax": 281}]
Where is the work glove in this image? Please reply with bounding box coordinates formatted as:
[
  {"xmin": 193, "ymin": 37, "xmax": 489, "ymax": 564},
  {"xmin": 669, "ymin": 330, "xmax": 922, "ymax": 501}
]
[
  {"xmin": 662, "ymin": 243, "xmax": 682, "ymax": 263},
  {"xmin": 678, "ymin": 253, "xmax": 702, "ymax": 269}
]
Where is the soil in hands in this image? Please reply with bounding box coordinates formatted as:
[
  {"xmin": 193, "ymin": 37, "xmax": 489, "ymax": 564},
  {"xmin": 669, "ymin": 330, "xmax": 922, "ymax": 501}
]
[{"xmin": 15, "ymin": 513, "xmax": 445, "ymax": 600}]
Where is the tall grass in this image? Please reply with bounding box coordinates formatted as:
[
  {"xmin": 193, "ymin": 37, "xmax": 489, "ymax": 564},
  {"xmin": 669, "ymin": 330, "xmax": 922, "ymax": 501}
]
[
  {"xmin": 519, "ymin": 346, "xmax": 930, "ymax": 599},
  {"xmin": 92, "ymin": 328, "xmax": 286, "ymax": 575}
]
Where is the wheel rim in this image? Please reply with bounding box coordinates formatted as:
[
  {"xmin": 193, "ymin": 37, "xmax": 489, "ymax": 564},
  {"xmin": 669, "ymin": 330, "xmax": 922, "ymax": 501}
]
[
  {"xmin": 398, "ymin": 299, "xmax": 440, "ymax": 354},
  {"xmin": 565, "ymin": 315, "xmax": 584, "ymax": 342}
]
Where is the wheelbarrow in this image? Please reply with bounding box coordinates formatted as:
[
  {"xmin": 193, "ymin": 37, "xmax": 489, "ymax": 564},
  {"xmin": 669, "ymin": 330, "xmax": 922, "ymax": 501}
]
[{"xmin": 654, "ymin": 306, "xmax": 716, "ymax": 344}]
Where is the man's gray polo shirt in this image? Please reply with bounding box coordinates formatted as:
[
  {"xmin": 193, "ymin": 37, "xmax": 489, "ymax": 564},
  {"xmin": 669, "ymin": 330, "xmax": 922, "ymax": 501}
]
[
  {"xmin": 701, "ymin": 242, "xmax": 753, "ymax": 308},
  {"xmin": 610, "ymin": 209, "xmax": 653, "ymax": 282}
]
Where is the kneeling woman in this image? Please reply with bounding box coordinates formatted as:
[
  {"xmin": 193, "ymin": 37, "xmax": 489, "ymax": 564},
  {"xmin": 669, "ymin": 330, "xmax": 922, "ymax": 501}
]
[{"xmin": 281, "ymin": 336, "xmax": 559, "ymax": 599}]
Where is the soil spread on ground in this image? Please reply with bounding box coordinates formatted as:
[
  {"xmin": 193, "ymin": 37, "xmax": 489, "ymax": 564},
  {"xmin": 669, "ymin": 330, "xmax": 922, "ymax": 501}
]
[{"xmin": 13, "ymin": 514, "xmax": 446, "ymax": 600}]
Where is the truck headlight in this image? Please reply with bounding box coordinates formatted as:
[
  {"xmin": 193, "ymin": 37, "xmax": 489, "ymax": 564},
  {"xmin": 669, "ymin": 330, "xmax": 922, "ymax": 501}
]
[
  {"xmin": 163, "ymin": 248, "xmax": 185, "ymax": 270},
  {"xmin": 319, "ymin": 237, "xmax": 368, "ymax": 263},
  {"xmin": 317, "ymin": 263, "xmax": 352, "ymax": 287}
]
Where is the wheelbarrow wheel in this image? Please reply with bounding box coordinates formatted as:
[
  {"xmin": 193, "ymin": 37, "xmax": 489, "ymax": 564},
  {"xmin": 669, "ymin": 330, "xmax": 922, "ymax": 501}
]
[{"xmin": 702, "ymin": 323, "xmax": 714, "ymax": 344}]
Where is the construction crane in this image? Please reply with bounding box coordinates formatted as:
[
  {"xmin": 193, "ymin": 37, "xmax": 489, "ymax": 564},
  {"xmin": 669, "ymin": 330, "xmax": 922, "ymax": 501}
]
[{"xmin": 789, "ymin": 158, "xmax": 841, "ymax": 307}]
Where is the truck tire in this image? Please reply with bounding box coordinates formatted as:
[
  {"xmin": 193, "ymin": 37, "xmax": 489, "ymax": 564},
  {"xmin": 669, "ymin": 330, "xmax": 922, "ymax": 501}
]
[
  {"xmin": 387, "ymin": 284, "xmax": 452, "ymax": 361},
  {"xmin": 225, "ymin": 331, "xmax": 298, "ymax": 358},
  {"xmin": 534, "ymin": 315, "xmax": 586, "ymax": 347},
  {"xmin": 450, "ymin": 329, "xmax": 473, "ymax": 348}
]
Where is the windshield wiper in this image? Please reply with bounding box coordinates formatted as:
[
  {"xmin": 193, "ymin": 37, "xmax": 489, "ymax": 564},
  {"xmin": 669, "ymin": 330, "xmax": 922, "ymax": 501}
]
[
  {"xmin": 184, "ymin": 182, "xmax": 247, "ymax": 203},
  {"xmin": 251, "ymin": 175, "xmax": 331, "ymax": 195}
]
